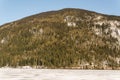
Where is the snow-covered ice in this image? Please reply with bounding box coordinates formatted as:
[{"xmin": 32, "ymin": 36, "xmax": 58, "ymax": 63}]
[{"xmin": 0, "ymin": 69, "xmax": 120, "ymax": 80}]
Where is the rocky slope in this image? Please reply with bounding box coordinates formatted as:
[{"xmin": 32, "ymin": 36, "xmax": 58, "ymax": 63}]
[{"xmin": 0, "ymin": 8, "xmax": 120, "ymax": 69}]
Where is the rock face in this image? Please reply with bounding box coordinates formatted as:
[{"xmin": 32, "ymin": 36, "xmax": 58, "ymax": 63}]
[{"xmin": 0, "ymin": 8, "xmax": 120, "ymax": 69}]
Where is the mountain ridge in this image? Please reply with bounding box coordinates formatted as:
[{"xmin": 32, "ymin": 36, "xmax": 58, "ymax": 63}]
[{"xmin": 1, "ymin": 8, "xmax": 120, "ymax": 26}]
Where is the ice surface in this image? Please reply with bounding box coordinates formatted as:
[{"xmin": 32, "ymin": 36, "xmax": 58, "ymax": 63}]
[{"xmin": 0, "ymin": 68, "xmax": 120, "ymax": 80}]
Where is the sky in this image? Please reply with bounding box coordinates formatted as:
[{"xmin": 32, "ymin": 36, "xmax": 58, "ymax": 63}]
[{"xmin": 0, "ymin": 0, "xmax": 120, "ymax": 25}]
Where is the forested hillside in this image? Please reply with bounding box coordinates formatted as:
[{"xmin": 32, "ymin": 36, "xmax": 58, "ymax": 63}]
[{"xmin": 0, "ymin": 8, "xmax": 120, "ymax": 69}]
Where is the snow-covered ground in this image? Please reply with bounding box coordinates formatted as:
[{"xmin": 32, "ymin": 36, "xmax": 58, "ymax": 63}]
[{"xmin": 0, "ymin": 68, "xmax": 120, "ymax": 80}]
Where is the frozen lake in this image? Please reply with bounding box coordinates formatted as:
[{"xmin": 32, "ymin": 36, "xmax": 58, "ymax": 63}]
[{"xmin": 0, "ymin": 68, "xmax": 120, "ymax": 80}]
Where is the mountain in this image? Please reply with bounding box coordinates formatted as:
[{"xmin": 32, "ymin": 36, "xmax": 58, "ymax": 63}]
[{"xmin": 0, "ymin": 8, "xmax": 120, "ymax": 69}]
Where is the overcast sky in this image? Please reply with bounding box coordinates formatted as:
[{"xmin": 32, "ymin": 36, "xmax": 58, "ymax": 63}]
[{"xmin": 0, "ymin": 0, "xmax": 120, "ymax": 25}]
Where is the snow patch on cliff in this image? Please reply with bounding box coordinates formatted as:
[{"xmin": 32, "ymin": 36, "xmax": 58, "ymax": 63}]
[
  {"xmin": 67, "ymin": 22, "xmax": 76, "ymax": 27},
  {"xmin": 93, "ymin": 20, "xmax": 120, "ymax": 45},
  {"xmin": 0, "ymin": 38, "xmax": 8, "ymax": 44},
  {"xmin": 94, "ymin": 15, "xmax": 103, "ymax": 20},
  {"xmin": 64, "ymin": 16, "xmax": 77, "ymax": 27}
]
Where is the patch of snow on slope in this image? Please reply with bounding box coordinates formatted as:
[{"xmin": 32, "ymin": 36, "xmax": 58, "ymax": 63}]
[
  {"xmin": 39, "ymin": 28, "xmax": 43, "ymax": 34},
  {"xmin": 110, "ymin": 26, "xmax": 117, "ymax": 38},
  {"xmin": 0, "ymin": 38, "xmax": 7, "ymax": 44},
  {"xmin": 109, "ymin": 20, "xmax": 120, "ymax": 26},
  {"xmin": 93, "ymin": 20, "xmax": 120, "ymax": 47},
  {"xmin": 1, "ymin": 39, "xmax": 5, "ymax": 44},
  {"xmin": 94, "ymin": 28, "xmax": 102, "ymax": 35},
  {"xmin": 110, "ymin": 26, "xmax": 120, "ymax": 44},
  {"xmin": 64, "ymin": 16, "xmax": 77, "ymax": 27},
  {"xmin": 64, "ymin": 16, "xmax": 74, "ymax": 22},
  {"xmin": 67, "ymin": 22, "xmax": 76, "ymax": 27},
  {"xmin": 94, "ymin": 15, "xmax": 103, "ymax": 20},
  {"xmin": 94, "ymin": 21, "xmax": 106, "ymax": 26},
  {"xmin": 94, "ymin": 20, "xmax": 120, "ymax": 44},
  {"xmin": 94, "ymin": 20, "xmax": 120, "ymax": 26}
]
